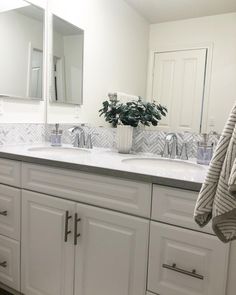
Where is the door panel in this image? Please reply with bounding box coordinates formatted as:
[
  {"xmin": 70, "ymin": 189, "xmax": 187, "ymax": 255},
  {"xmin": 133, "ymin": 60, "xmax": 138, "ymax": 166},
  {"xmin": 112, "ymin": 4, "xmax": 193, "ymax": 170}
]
[
  {"xmin": 0, "ymin": 184, "xmax": 21, "ymax": 240},
  {"xmin": 21, "ymin": 190, "xmax": 75, "ymax": 295},
  {"xmin": 74, "ymin": 204, "xmax": 149, "ymax": 295},
  {"xmin": 152, "ymin": 49, "xmax": 207, "ymax": 132},
  {"xmin": 148, "ymin": 222, "xmax": 229, "ymax": 295}
]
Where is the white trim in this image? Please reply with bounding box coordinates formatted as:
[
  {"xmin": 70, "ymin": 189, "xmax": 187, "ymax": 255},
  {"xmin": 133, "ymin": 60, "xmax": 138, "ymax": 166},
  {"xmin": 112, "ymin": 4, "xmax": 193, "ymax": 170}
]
[{"xmin": 146, "ymin": 42, "xmax": 214, "ymax": 133}]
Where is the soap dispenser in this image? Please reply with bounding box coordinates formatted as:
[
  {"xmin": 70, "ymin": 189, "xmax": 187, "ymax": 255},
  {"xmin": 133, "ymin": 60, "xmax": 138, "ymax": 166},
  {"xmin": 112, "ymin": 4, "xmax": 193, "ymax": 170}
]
[
  {"xmin": 51, "ymin": 124, "xmax": 63, "ymax": 146},
  {"xmin": 197, "ymin": 133, "xmax": 213, "ymax": 165}
]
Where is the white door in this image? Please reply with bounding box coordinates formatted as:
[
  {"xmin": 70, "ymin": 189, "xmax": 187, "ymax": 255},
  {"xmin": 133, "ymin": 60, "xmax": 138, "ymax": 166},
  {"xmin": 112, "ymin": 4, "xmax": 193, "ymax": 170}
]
[
  {"xmin": 21, "ymin": 190, "xmax": 75, "ymax": 295},
  {"xmin": 74, "ymin": 203, "xmax": 149, "ymax": 295},
  {"xmin": 148, "ymin": 222, "xmax": 229, "ymax": 295},
  {"xmin": 152, "ymin": 49, "xmax": 207, "ymax": 132}
]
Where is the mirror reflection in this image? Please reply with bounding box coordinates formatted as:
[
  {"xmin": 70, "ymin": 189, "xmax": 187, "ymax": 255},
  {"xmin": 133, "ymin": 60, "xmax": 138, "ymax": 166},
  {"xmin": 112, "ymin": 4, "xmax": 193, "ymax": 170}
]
[
  {"xmin": 51, "ymin": 15, "xmax": 84, "ymax": 105},
  {"xmin": 0, "ymin": 0, "xmax": 44, "ymax": 100},
  {"xmin": 46, "ymin": 3, "xmax": 236, "ymax": 133}
]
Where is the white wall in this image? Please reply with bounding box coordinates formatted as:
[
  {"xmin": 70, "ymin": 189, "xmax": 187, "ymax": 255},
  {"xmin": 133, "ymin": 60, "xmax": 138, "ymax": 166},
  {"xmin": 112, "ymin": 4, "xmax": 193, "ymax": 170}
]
[
  {"xmin": 148, "ymin": 13, "xmax": 236, "ymax": 133},
  {"xmin": 63, "ymin": 34, "xmax": 83, "ymax": 104},
  {"xmin": 47, "ymin": 0, "xmax": 149, "ymax": 124}
]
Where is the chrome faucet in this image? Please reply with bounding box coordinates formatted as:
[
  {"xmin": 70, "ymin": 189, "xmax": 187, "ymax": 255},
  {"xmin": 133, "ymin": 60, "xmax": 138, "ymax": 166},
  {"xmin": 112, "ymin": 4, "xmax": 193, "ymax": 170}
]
[
  {"xmin": 68, "ymin": 126, "xmax": 85, "ymax": 148},
  {"xmin": 162, "ymin": 133, "xmax": 178, "ymax": 159},
  {"xmin": 68, "ymin": 126, "xmax": 93, "ymax": 149}
]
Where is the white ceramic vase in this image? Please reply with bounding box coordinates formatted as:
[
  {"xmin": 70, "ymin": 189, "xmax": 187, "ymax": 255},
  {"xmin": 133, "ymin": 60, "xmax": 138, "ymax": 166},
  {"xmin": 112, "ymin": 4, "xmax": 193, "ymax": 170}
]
[{"xmin": 117, "ymin": 125, "xmax": 133, "ymax": 154}]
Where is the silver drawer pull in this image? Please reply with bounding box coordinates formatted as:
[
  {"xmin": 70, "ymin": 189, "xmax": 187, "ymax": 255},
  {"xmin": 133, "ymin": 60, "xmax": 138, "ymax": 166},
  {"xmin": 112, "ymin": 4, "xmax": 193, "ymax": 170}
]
[
  {"xmin": 0, "ymin": 211, "xmax": 7, "ymax": 216},
  {"xmin": 64, "ymin": 211, "xmax": 72, "ymax": 242},
  {"xmin": 74, "ymin": 213, "xmax": 81, "ymax": 245},
  {"xmin": 0, "ymin": 261, "xmax": 7, "ymax": 268},
  {"xmin": 162, "ymin": 263, "xmax": 204, "ymax": 280}
]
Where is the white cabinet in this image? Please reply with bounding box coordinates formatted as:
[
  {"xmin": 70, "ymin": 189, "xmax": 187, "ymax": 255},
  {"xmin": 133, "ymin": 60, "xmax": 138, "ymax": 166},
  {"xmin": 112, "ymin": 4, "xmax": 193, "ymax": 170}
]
[
  {"xmin": 0, "ymin": 235, "xmax": 20, "ymax": 291},
  {"xmin": 21, "ymin": 190, "xmax": 75, "ymax": 295},
  {"xmin": 148, "ymin": 222, "xmax": 229, "ymax": 295},
  {"xmin": 74, "ymin": 203, "xmax": 149, "ymax": 295},
  {"xmin": 21, "ymin": 190, "xmax": 149, "ymax": 295},
  {"xmin": 0, "ymin": 184, "xmax": 21, "ymax": 240},
  {"xmin": 22, "ymin": 163, "xmax": 152, "ymax": 217},
  {"xmin": 152, "ymin": 185, "xmax": 213, "ymax": 234},
  {"xmin": 0, "ymin": 159, "xmax": 21, "ymax": 187}
]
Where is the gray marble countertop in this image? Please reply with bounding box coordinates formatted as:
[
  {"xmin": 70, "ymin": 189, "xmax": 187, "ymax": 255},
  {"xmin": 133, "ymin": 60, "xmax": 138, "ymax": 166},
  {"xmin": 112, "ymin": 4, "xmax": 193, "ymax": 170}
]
[{"xmin": 0, "ymin": 144, "xmax": 208, "ymax": 191}]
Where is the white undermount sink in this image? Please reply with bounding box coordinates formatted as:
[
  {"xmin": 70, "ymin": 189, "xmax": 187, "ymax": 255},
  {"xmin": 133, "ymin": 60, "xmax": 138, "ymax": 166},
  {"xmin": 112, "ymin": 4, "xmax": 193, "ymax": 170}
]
[
  {"xmin": 122, "ymin": 157, "xmax": 206, "ymax": 173},
  {"xmin": 27, "ymin": 146, "xmax": 91, "ymax": 155}
]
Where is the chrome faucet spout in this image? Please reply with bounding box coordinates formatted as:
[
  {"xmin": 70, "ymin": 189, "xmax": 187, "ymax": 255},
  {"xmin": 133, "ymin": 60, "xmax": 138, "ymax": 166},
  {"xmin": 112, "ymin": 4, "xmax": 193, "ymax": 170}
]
[
  {"xmin": 68, "ymin": 126, "xmax": 93, "ymax": 149},
  {"xmin": 162, "ymin": 133, "xmax": 178, "ymax": 159},
  {"xmin": 68, "ymin": 126, "xmax": 85, "ymax": 148}
]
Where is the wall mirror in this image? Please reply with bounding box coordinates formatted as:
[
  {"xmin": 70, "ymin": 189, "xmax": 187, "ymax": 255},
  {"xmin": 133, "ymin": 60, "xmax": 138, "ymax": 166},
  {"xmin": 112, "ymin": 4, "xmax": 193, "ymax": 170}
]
[
  {"xmin": 0, "ymin": 0, "xmax": 44, "ymax": 100},
  {"xmin": 44, "ymin": 1, "xmax": 236, "ymax": 134},
  {"xmin": 51, "ymin": 14, "xmax": 84, "ymax": 105}
]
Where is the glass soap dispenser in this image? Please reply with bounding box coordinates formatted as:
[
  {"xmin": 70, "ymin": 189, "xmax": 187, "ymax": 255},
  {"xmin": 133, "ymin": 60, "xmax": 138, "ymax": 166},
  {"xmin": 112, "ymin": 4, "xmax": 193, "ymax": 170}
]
[
  {"xmin": 51, "ymin": 124, "xmax": 63, "ymax": 146},
  {"xmin": 197, "ymin": 133, "xmax": 213, "ymax": 165}
]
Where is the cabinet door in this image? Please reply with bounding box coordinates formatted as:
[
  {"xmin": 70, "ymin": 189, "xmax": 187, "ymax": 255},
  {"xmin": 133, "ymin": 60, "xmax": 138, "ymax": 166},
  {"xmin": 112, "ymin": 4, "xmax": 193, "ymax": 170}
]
[
  {"xmin": 0, "ymin": 234, "xmax": 20, "ymax": 291},
  {"xmin": 0, "ymin": 184, "xmax": 21, "ymax": 240},
  {"xmin": 148, "ymin": 222, "xmax": 229, "ymax": 295},
  {"xmin": 74, "ymin": 204, "xmax": 149, "ymax": 295},
  {"xmin": 21, "ymin": 190, "xmax": 75, "ymax": 295}
]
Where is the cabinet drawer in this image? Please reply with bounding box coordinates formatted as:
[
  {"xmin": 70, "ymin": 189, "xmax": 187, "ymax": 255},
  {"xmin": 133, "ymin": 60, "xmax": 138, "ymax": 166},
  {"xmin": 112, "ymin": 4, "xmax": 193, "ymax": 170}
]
[
  {"xmin": 0, "ymin": 159, "xmax": 21, "ymax": 188},
  {"xmin": 0, "ymin": 185, "xmax": 21, "ymax": 240},
  {"xmin": 0, "ymin": 235, "xmax": 20, "ymax": 291},
  {"xmin": 148, "ymin": 222, "xmax": 229, "ymax": 295},
  {"xmin": 22, "ymin": 163, "xmax": 152, "ymax": 217},
  {"xmin": 152, "ymin": 185, "xmax": 213, "ymax": 234}
]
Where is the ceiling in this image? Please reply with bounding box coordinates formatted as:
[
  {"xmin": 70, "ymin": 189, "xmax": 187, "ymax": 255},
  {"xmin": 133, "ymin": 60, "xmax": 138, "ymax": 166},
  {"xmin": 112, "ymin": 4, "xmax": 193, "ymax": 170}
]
[{"xmin": 124, "ymin": 0, "xmax": 236, "ymax": 23}]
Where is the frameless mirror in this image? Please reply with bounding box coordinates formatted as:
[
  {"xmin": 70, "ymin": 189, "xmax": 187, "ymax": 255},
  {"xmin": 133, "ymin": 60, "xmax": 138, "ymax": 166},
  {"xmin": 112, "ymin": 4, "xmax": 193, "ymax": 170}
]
[
  {"xmin": 0, "ymin": 0, "xmax": 44, "ymax": 100},
  {"xmin": 45, "ymin": 2, "xmax": 236, "ymax": 133},
  {"xmin": 51, "ymin": 14, "xmax": 84, "ymax": 105}
]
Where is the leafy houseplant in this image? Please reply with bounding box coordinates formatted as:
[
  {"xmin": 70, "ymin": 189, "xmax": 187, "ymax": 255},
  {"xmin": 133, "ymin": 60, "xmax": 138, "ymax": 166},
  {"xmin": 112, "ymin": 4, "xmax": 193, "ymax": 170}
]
[
  {"xmin": 99, "ymin": 97, "xmax": 167, "ymax": 128},
  {"xmin": 99, "ymin": 96, "xmax": 167, "ymax": 153}
]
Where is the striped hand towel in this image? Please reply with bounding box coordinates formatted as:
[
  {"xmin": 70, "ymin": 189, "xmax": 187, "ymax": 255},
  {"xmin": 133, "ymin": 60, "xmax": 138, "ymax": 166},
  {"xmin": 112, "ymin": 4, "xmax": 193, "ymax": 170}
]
[{"xmin": 194, "ymin": 103, "xmax": 236, "ymax": 243}]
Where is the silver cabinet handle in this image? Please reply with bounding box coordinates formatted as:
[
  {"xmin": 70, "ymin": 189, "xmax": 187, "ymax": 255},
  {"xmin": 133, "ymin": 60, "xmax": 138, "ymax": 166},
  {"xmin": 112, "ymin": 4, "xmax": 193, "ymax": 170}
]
[
  {"xmin": 64, "ymin": 211, "xmax": 72, "ymax": 242},
  {"xmin": 0, "ymin": 211, "xmax": 7, "ymax": 216},
  {"xmin": 0, "ymin": 261, "xmax": 7, "ymax": 268},
  {"xmin": 162, "ymin": 263, "xmax": 204, "ymax": 280},
  {"xmin": 74, "ymin": 213, "xmax": 81, "ymax": 245}
]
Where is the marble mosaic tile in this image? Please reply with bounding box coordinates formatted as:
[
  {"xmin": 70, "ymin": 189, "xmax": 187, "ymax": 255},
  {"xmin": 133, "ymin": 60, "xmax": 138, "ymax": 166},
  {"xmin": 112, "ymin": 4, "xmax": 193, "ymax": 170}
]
[
  {"xmin": 46, "ymin": 124, "xmax": 220, "ymax": 158},
  {"xmin": 0, "ymin": 124, "xmax": 45, "ymax": 146},
  {"xmin": 0, "ymin": 123, "xmax": 219, "ymax": 159}
]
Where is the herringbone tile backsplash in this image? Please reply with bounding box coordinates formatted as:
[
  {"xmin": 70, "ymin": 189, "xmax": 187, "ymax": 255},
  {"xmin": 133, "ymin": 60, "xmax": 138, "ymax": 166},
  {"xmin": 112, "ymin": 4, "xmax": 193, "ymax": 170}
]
[
  {"xmin": 46, "ymin": 124, "xmax": 219, "ymax": 158},
  {"xmin": 0, "ymin": 123, "xmax": 219, "ymax": 158}
]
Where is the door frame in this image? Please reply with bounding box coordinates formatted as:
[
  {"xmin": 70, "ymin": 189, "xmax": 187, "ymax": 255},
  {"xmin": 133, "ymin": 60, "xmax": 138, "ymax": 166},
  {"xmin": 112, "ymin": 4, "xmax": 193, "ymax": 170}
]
[{"xmin": 146, "ymin": 42, "xmax": 214, "ymax": 133}]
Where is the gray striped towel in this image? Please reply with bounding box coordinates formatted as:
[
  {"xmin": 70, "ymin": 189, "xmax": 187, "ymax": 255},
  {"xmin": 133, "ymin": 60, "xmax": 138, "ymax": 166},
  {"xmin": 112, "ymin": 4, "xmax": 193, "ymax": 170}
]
[{"xmin": 194, "ymin": 103, "xmax": 236, "ymax": 243}]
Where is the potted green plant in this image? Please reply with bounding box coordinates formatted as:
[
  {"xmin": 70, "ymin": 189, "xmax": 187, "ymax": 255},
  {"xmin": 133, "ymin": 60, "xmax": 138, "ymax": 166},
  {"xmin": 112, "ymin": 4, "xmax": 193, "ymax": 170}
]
[{"xmin": 99, "ymin": 96, "xmax": 167, "ymax": 153}]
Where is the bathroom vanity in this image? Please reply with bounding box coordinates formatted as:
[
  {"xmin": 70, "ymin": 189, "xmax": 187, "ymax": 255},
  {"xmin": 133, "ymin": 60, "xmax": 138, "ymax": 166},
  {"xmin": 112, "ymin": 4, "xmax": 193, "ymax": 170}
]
[{"xmin": 0, "ymin": 145, "xmax": 232, "ymax": 295}]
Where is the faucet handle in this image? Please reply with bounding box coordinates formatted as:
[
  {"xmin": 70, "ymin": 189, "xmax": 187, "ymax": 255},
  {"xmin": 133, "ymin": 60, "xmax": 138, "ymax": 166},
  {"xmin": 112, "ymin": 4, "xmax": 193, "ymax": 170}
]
[
  {"xmin": 180, "ymin": 142, "xmax": 188, "ymax": 160},
  {"xmin": 79, "ymin": 132, "xmax": 86, "ymax": 148},
  {"xmin": 85, "ymin": 134, "xmax": 93, "ymax": 149},
  {"xmin": 162, "ymin": 141, "xmax": 169, "ymax": 158},
  {"xmin": 170, "ymin": 137, "xmax": 178, "ymax": 159}
]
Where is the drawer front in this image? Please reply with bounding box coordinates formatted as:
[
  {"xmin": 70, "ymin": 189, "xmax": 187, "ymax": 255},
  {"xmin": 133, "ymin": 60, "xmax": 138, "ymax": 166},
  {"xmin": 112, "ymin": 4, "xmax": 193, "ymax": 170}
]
[
  {"xmin": 0, "ymin": 185, "xmax": 21, "ymax": 241},
  {"xmin": 0, "ymin": 235, "xmax": 20, "ymax": 291},
  {"xmin": 148, "ymin": 222, "xmax": 229, "ymax": 295},
  {"xmin": 0, "ymin": 159, "xmax": 21, "ymax": 188},
  {"xmin": 152, "ymin": 185, "xmax": 213, "ymax": 234},
  {"xmin": 22, "ymin": 163, "xmax": 152, "ymax": 217}
]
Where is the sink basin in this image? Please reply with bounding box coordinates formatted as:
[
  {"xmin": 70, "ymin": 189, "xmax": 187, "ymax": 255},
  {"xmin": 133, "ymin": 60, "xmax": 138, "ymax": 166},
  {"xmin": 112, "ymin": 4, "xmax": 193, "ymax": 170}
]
[
  {"xmin": 122, "ymin": 157, "xmax": 206, "ymax": 174},
  {"xmin": 28, "ymin": 146, "xmax": 90, "ymax": 155}
]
